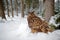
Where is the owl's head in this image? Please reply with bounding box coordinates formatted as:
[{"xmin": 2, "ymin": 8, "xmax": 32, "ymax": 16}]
[{"xmin": 28, "ymin": 11, "xmax": 36, "ymax": 17}]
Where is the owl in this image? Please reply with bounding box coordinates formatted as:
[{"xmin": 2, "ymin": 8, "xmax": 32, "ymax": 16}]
[{"xmin": 27, "ymin": 11, "xmax": 52, "ymax": 33}]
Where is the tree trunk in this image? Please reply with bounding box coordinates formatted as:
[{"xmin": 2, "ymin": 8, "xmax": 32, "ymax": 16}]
[
  {"xmin": 32, "ymin": 0, "xmax": 39, "ymax": 9},
  {"xmin": 0, "ymin": 0, "xmax": 6, "ymax": 19},
  {"xmin": 10, "ymin": 0, "xmax": 14, "ymax": 17},
  {"xmin": 6, "ymin": 0, "xmax": 10, "ymax": 17},
  {"xmin": 15, "ymin": 0, "xmax": 18, "ymax": 16},
  {"xmin": 25, "ymin": 0, "xmax": 31, "ymax": 15},
  {"xmin": 20, "ymin": 0, "xmax": 24, "ymax": 17},
  {"xmin": 44, "ymin": 0, "xmax": 55, "ymax": 22}
]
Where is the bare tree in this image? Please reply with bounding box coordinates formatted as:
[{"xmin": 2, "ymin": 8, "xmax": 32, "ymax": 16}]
[
  {"xmin": 32, "ymin": 0, "xmax": 39, "ymax": 9},
  {"xmin": 15, "ymin": 0, "xmax": 18, "ymax": 16},
  {"xmin": 44, "ymin": 0, "xmax": 55, "ymax": 22},
  {"xmin": 10, "ymin": 0, "xmax": 14, "ymax": 17},
  {"xmin": 6, "ymin": 0, "xmax": 10, "ymax": 17},
  {"xmin": 0, "ymin": 0, "xmax": 6, "ymax": 19},
  {"xmin": 20, "ymin": 0, "xmax": 24, "ymax": 17}
]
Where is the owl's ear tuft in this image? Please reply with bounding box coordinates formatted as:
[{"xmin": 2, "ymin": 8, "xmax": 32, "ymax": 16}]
[
  {"xmin": 28, "ymin": 11, "xmax": 30, "ymax": 13},
  {"xmin": 32, "ymin": 11, "xmax": 35, "ymax": 13}
]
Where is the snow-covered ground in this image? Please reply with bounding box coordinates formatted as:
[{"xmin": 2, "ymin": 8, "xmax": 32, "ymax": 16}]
[{"xmin": 0, "ymin": 14, "xmax": 60, "ymax": 40}]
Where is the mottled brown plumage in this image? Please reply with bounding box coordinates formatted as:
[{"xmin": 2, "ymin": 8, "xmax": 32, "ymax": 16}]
[{"xmin": 27, "ymin": 11, "xmax": 52, "ymax": 33}]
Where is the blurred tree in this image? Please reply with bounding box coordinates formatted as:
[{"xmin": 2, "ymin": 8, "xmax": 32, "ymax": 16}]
[
  {"xmin": 14, "ymin": 0, "xmax": 18, "ymax": 16},
  {"xmin": 0, "ymin": 0, "xmax": 6, "ymax": 19},
  {"xmin": 24, "ymin": 0, "xmax": 32, "ymax": 14},
  {"xmin": 20, "ymin": 0, "xmax": 24, "ymax": 17},
  {"xmin": 25, "ymin": 0, "xmax": 39, "ymax": 14},
  {"xmin": 10, "ymin": 0, "xmax": 14, "ymax": 17},
  {"xmin": 25, "ymin": 0, "xmax": 32, "ymax": 10},
  {"xmin": 32, "ymin": 0, "xmax": 39, "ymax": 9},
  {"xmin": 44, "ymin": 0, "xmax": 55, "ymax": 22},
  {"xmin": 55, "ymin": 0, "xmax": 60, "ymax": 14},
  {"xmin": 6, "ymin": 0, "xmax": 10, "ymax": 17}
]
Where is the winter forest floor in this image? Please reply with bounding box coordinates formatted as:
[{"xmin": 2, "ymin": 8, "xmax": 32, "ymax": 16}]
[{"xmin": 0, "ymin": 14, "xmax": 60, "ymax": 40}]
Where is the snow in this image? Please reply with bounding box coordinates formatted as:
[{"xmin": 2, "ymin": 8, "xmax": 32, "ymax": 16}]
[
  {"xmin": 49, "ymin": 14, "xmax": 60, "ymax": 27},
  {"xmin": 49, "ymin": 16, "xmax": 58, "ymax": 26},
  {"xmin": 0, "ymin": 14, "xmax": 60, "ymax": 40}
]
